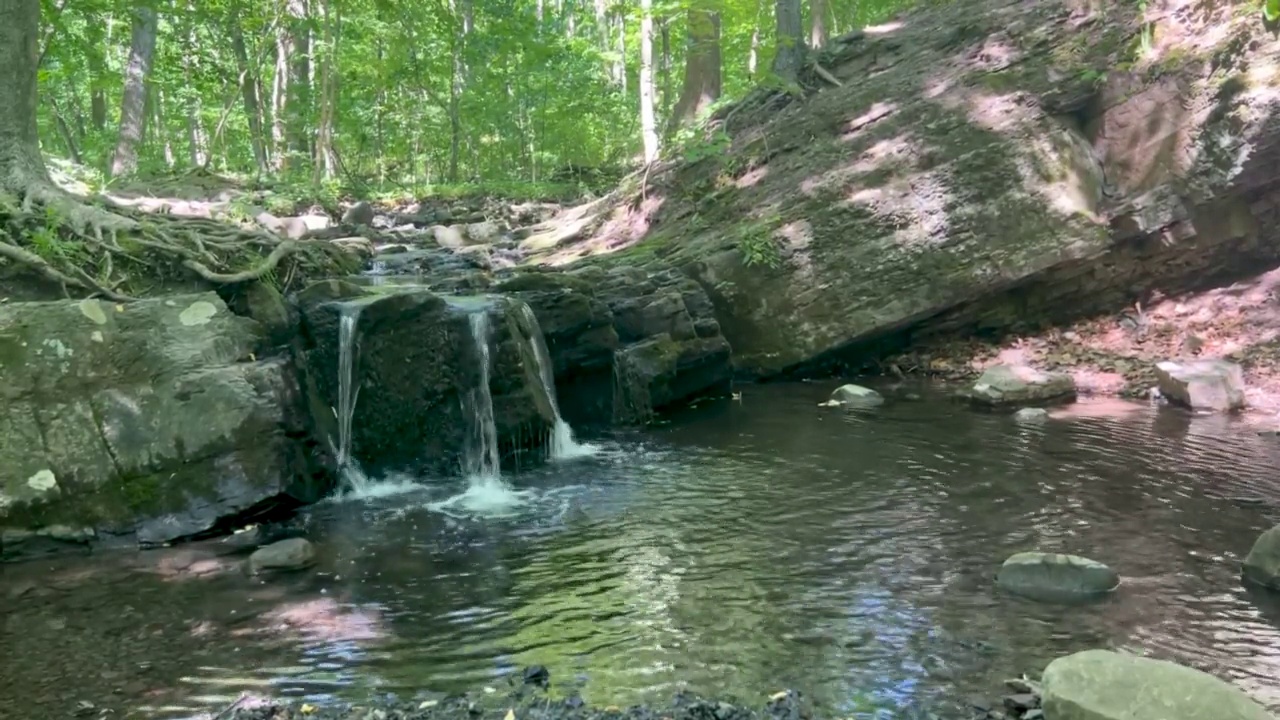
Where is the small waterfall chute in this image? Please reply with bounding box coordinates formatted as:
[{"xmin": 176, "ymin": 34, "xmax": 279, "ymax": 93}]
[
  {"xmin": 334, "ymin": 305, "xmax": 376, "ymax": 496},
  {"xmin": 518, "ymin": 303, "xmax": 599, "ymax": 461},
  {"xmin": 429, "ymin": 309, "xmax": 532, "ymax": 517}
]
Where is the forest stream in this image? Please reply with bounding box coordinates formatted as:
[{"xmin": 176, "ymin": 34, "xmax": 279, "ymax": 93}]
[{"xmin": 4, "ymin": 384, "xmax": 1280, "ymax": 719}]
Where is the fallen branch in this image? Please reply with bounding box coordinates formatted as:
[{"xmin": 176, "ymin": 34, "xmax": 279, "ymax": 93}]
[{"xmin": 811, "ymin": 62, "xmax": 843, "ymax": 87}]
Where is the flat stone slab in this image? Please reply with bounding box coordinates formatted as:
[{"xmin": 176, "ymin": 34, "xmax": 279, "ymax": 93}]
[
  {"xmin": 997, "ymin": 552, "xmax": 1119, "ymax": 600},
  {"xmin": 1042, "ymin": 649, "xmax": 1273, "ymax": 720}
]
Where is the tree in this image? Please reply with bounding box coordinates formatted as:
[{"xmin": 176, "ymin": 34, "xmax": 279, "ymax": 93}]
[
  {"xmin": 638, "ymin": 0, "xmax": 658, "ymax": 162},
  {"xmin": 770, "ymin": 0, "xmax": 804, "ymax": 82},
  {"xmin": 110, "ymin": 3, "xmax": 159, "ymax": 178},
  {"xmin": 809, "ymin": 0, "xmax": 827, "ymax": 49},
  {"xmin": 666, "ymin": 6, "xmax": 721, "ymax": 135}
]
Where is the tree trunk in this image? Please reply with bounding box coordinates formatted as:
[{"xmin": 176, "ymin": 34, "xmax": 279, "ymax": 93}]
[
  {"xmin": 229, "ymin": 5, "xmax": 269, "ymax": 174},
  {"xmin": 447, "ymin": 0, "xmax": 470, "ymax": 183},
  {"xmin": 638, "ymin": 0, "xmax": 658, "ymax": 163},
  {"xmin": 311, "ymin": 0, "xmax": 340, "ymax": 184},
  {"xmin": 287, "ymin": 0, "xmax": 311, "ymax": 163},
  {"xmin": 770, "ymin": 0, "xmax": 805, "ymax": 82},
  {"xmin": 748, "ymin": 0, "xmax": 763, "ymax": 78},
  {"xmin": 110, "ymin": 4, "xmax": 158, "ymax": 178},
  {"xmin": 0, "ymin": 0, "xmax": 54, "ymax": 191},
  {"xmin": 49, "ymin": 96, "xmax": 82, "ymax": 165},
  {"xmin": 272, "ymin": 19, "xmax": 291, "ymax": 170},
  {"xmin": 181, "ymin": 2, "xmax": 207, "ymax": 167},
  {"xmin": 809, "ymin": 0, "xmax": 827, "ymax": 49},
  {"xmin": 614, "ymin": 8, "xmax": 626, "ymax": 92},
  {"xmin": 660, "ymin": 19, "xmax": 671, "ymax": 120},
  {"xmin": 86, "ymin": 18, "xmax": 108, "ymax": 132},
  {"xmin": 665, "ymin": 9, "xmax": 720, "ymax": 136}
]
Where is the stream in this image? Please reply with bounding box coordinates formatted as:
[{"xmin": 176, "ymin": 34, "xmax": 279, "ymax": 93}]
[{"xmin": 3, "ymin": 382, "xmax": 1280, "ymax": 718}]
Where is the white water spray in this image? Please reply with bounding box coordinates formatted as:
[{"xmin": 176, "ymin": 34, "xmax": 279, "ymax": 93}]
[
  {"xmin": 430, "ymin": 310, "xmax": 530, "ymax": 516},
  {"xmin": 334, "ymin": 306, "xmax": 374, "ymax": 495},
  {"xmin": 518, "ymin": 304, "xmax": 598, "ymax": 460}
]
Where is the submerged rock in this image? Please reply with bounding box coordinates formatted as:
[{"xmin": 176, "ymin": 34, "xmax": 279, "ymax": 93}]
[
  {"xmin": 1154, "ymin": 359, "xmax": 1245, "ymax": 412},
  {"xmin": 996, "ymin": 552, "xmax": 1119, "ymax": 600},
  {"xmin": 1014, "ymin": 407, "xmax": 1050, "ymax": 422},
  {"xmin": 0, "ymin": 294, "xmax": 322, "ymax": 561},
  {"xmin": 1041, "ymin": 649, "xmax": 1272, "ymax": 720},
  {"xmin": 248, "ymin": 537, "xmax": 316, "ymax": 573},
  {"xmin": 1242, "ymin": 524, "xmax": 1280, "ymax": 590},
  {"xmin": 829, "ymin": 384, "xmax": 885, "ymax": 407},
  {"xmin": 962, "ymin": 365, "xmax": 1075, "ymax": 407}
]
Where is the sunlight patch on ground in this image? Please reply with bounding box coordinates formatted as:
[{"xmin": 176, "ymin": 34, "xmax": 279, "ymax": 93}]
[
  {"xmin": 735, "ymin": 165, "xmax": 769, "ymax": 188},
  {"xmin": 838, "ymin": 102, "xmax": 898, "ymax": 143},
  {"xmin": 543, "ymin": 195, "xmax": 666, "ymax": 266},
  {"xmin": 803, "ymin": 130, "xmax": 919, "ymax": 196}
]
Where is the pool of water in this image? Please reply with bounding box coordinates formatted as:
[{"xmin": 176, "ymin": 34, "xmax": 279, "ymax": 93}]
[{"xmin": 4, "ymin": 381, "xmax": 1280, "ymax": 719}]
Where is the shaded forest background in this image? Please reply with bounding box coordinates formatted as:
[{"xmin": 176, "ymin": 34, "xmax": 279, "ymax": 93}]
[{"xmin": 35, "ymin": 0, "xmax": 921, "ymax": 199}]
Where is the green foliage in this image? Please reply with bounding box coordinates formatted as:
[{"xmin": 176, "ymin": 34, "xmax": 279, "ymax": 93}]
[
  {"xmin": 33, "ymin": 0, "xmax": 926, "ymax": 191},
  {"xmin": 736, "ymin": 224, "xmax": 782, "ymax": 268}
]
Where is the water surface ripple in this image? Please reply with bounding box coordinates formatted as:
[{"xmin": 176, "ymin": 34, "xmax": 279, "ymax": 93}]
[{"xmin": 4, "ymin": 383, "xmax": 1280, "ymax": 718}]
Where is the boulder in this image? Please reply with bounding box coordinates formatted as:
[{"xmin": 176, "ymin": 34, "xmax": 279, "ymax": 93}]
[
  {"xmin": 558, "ymin": 0, "xmax": 1280, "ymax": 380},
  {"xmin": 341, "ymin": 201, "xmax": 375, "ymax": 226},
  {"xmin": 1154, "ymin": 359, "xmax": 1246, "ymax": 412},
  {"xmin": 279, "ymin": 214, "xmax": 332, "ymax": 239},
  {"xmin": 1041, "ymin": 649, "xmax": 1272, "ymax": 720},
  {"xmin": 1014, "ymin": 407, "xmax": 1050, "ymax": 422},
  {"xmin": 830, "ymin": 384, "xmax": 885, "ymax": 407},
  {"xmin": 1242, "ymin": 524, "xmax": 1280, "ymax": 590},
  {"xmin": 248, "ymin": 537, "xmax": 316, "ymax": 573},
  {"xmin": 996, "ymin": 552, "xmax": 1119, "ymax": 600},
  {"xmin": 500, "ymin": 266, "xmax": 733, "ymax": 425},
  {"xmin": 330, "ymin": 236, "xmax": 376, "ymax": 259},
  {"xmin": 296, "ymin": 286, "xmax": 557, "ymax": 476},
  {"xmin": 465, "ymin": 220, "xmax": 504, "ymax": 244},
  {"xmin": 963, "ymin": 365, "xmax": 1075, "ymax": 407},
  {"xmin": 0, "ymin": 295, "xmax": 322, "ymax": 561},
  {"xmin": 431, "ymin": 224, "xmax": 466, "ymax": 249}
]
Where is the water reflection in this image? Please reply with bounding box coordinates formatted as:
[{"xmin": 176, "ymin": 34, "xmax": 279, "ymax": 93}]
[{"xmin": 3, "ymin": 384, "xmax": 1280, "ymax": 718}]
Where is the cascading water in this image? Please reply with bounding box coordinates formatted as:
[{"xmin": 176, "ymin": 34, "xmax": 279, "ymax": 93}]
[
  {"xmin": 461, "ymin": 312, "xmax": 502, "ymax": 480},
  {"xmin": 518, "ymin": 303, "xmax": 597, "ymax": 460},
  {"xmin": 334, "ymin": 306, "xmax": 374, "ymax": 495},
  {"xmin": 430, "ymin": 309, "xmax": 530, "ymax": 516}
]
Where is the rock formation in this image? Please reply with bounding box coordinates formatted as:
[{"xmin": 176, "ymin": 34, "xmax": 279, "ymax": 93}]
[
  {"xmin": 0, "ymin": 294, "xmax": 323, "ymax": 560},
  {"xmin": 539, "ymin": 0, "xmax": 1280, "ymax": 378}
]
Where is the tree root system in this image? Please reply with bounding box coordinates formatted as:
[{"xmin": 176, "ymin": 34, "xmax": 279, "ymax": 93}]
[{"xmin": 0, "ymin": 182, "xmax": 348, "ymax": 301}]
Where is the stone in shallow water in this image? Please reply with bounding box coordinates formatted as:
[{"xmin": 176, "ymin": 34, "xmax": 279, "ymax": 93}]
[
  {"xmin": 1041, "ymin": 649, "xmax": 1272, "ymax": 720},
  {"xmin": 963, "ymin": 365, "xmax": 1075, "ymax": 407},
  {"xmin": 1014, "ymin": 407, "xmax": 1050, "ymax": 422},
  {"xmin": 1242, "ymin": 524, "xmax": 1280, "ymax": 590},
  {"xmin": 248, "ymin": 538, "xmax": 316, "ymax": 574},
  {"xmin": 829, "ymin": 384, "xmax": 885, "ymax": 407},
  {"xmin": 996, "ymin": 552, "xmax": 1118, "ymax": 600},
  {"xmin": 1154, "ymin": 359, "xmax": 1245, "ymax": 412}
]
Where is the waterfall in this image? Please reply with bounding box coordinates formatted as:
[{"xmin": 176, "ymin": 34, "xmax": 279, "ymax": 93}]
[
  {"xmin": 518, "ymin": 304, "xmax": 597, "ymax": 460},
  {"xmin": 461, "ymin": 311, "xmax": 503, "ymax": 479},
  {"xmin": 335, "ymin": 306, "xmax": 373, "ymax": 494},
  {"xmin": 431, "ymin": 310, "xmax": 528, "ymax": 517}
]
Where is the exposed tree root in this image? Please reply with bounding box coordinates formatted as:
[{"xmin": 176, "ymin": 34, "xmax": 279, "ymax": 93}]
[{"xmin": 0, "ymin": 179, "xmax": 343, "ymax": 301}]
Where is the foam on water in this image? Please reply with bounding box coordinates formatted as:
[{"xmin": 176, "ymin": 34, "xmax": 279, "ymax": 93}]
[{"xmin": 428, "ymin": 310, "xmax": 531, "ymax": 516}]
